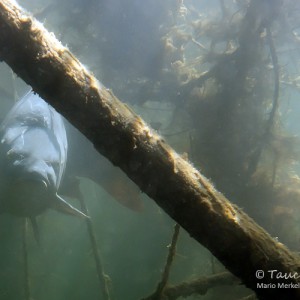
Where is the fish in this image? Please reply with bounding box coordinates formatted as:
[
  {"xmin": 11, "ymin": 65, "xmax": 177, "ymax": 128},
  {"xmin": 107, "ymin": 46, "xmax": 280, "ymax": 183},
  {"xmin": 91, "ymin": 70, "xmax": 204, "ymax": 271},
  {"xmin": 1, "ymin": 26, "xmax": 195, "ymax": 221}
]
[{"xmin": 0, "ymin": 91, "xmax": 87, "ymax": 231}]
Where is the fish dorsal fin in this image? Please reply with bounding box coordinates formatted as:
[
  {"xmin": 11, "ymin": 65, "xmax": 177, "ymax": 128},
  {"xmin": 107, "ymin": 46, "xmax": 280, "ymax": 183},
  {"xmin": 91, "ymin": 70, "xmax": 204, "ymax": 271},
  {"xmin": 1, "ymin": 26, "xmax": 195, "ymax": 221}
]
[{"xmin": 51, "ymin": 194, "xmax": 89, "ymax": 218}]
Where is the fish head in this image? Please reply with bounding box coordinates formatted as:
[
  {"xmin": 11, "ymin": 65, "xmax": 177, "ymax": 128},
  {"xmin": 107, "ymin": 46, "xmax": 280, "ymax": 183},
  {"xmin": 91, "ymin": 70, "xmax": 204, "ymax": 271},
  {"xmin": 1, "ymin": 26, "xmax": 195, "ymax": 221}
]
[
  {"xmin": 0, "ymin": 91, "xmax": 88, "ymax": 219},
  {"xmin": 1, "ymin": 146, "xmax": 59, "ymax": 217},
  {"xmin": 6, "ymin": 145, "xmax": 59, "ymax": 189},
  {"xmin": 0, "ymin": 92, "xmax": 64, "ymax": 217}
]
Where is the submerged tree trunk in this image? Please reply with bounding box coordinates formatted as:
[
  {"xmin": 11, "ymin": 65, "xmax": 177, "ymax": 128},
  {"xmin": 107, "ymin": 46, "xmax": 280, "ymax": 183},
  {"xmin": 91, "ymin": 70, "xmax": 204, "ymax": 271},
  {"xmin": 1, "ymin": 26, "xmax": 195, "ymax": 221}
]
[{"xmin": 0, "ymin": 1, "xmax": 300, "ymax": 299}]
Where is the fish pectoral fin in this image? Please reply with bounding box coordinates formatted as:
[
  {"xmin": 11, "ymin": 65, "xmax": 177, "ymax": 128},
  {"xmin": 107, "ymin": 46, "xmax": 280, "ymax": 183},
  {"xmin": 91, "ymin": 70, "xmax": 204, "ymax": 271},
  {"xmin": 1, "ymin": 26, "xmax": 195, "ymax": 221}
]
[
  {"xmin": 29, "ymin": 217, "xmax": 40, "ymax": 244},
  {"xmin": 51, "ymin": 194, "xmax": 89, "ymax": 218}
]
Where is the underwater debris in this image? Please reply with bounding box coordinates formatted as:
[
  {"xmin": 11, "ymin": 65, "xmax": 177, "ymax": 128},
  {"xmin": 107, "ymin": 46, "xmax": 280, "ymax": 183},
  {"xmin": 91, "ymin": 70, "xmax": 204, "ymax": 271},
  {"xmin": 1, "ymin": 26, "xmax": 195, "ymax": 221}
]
[
  {"xmin": 77, "ymin": 183, "xmax": 111, "ymax": 300},
  {"xmin": 22, "ymin": 219, "xmax": 31, "ymax": 300},
  {"xmin": 142, "ymin": 271, "xmax": 239, "ymax": 300},
  {"xmin": 142, "ymin": 223, "xmax": 180, "ymax": 300}
]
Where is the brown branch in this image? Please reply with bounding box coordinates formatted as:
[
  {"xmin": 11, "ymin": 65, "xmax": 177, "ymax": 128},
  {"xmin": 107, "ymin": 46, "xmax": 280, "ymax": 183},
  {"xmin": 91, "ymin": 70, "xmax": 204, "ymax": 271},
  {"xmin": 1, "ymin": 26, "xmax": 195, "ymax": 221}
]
[
  {"xmin": 246, "ymin": 25, "xmax": 281, "ymax": 179},
  {"xmin": 143, "ymin": 224, "xmax": 180, "ymax": 300},
  {"xmin": 22, "ymin": 218, "xmax": 31, "ymax": 300},
  {"xmin": 265, "ymin": 26, "xmax": 280, "ymax": 134},
  {"xmin": 75, "ymin": 178, "xmax": 111, "ymax": 300},
  {"xmin": 1, "ymin": 1, "xmax": 300, "ymax": 299},
  {"xmin": 238, "ymin": 295, "xmax": 257, "ymax": 300},
  {"xmin": 154, "ymin": 272, "xmax": 239, "ymax": 300}
]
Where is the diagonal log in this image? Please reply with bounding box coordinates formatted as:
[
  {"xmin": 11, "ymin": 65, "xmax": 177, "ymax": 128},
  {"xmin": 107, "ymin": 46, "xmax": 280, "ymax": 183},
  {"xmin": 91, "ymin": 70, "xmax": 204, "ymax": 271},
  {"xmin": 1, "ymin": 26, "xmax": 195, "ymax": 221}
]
[
  {"xmin": 144, "ymin": 272, "xmax": 240, "ymax": 300},
  {"xmin": 0, "ymin": 1, "xmax": 300, "ymax": 299}
]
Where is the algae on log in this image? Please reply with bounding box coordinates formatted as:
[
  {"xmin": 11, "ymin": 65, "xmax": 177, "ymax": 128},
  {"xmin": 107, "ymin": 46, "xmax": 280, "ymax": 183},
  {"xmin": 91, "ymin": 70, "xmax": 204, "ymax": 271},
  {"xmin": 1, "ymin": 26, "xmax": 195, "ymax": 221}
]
[{"xmin": 0, "ymin": 1, "xmax": 300, "ymax": 299}]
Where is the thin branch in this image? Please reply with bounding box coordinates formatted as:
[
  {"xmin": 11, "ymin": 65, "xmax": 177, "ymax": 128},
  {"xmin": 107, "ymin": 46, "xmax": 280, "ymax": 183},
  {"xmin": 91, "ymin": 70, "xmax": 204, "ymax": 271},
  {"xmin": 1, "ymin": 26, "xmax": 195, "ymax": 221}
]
[
  {"xmin": 22, "ymin": 218, "xmax": 31, "ymax": 300},
  {"xmin": 238, "ymin": 295, "xmax": 257, "ymax": 300},
  {"xmin": 265, "ymin": 26, "xmax": 280, "ymax": 138},
  {"xmin": 143, "ymin": 224, "xmax": 180, "ymax": 300},
  {"xmin": 75, "ymin": 177, "xmax": 111, "ymax": 300},
  {"xmin": 247, "ymin": 25, "xmax": 280, "ymax": 179}
]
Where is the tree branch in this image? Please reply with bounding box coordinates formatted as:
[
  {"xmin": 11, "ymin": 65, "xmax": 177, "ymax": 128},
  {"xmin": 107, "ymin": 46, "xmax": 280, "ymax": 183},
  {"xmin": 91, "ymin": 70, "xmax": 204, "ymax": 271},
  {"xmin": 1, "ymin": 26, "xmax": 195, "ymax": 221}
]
[
  {"xmin": 143, "ymin": 223, "xmax": 180, "ymax": 300},
  {"xmin": 147, "ymin": 272, "xmax": 239, "ymax": 300}
]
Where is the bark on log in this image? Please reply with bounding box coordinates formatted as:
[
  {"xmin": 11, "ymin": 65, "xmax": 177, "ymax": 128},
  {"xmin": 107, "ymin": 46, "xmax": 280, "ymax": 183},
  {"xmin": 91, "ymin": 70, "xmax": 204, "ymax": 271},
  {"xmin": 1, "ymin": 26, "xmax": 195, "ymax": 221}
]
[
  {"xmin": 142, "ymin": 272, "xmax": 239, "ymax": 300},
  {"xmin": 0, "ymin": 1, "xmax": 300, "ymax": 299}
]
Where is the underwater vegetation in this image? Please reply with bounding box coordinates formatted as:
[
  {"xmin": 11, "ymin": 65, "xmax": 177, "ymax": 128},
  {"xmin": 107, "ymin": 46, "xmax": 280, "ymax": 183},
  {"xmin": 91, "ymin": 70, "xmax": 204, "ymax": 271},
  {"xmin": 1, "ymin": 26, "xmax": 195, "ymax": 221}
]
[{"xmin": 1, "ymin": 0, "xmax": 300, "ymax": 299}]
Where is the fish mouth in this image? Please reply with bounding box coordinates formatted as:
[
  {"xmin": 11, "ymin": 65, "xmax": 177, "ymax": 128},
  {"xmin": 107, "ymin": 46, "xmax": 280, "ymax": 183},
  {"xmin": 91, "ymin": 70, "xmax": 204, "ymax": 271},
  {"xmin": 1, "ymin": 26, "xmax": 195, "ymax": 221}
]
[
  {"xmin": 15, "ymin": 177, "xmax": 48, "ymax": 189},
  {"xmin": 17, "ymin": 169, "xmax": 50, "ymax": 188}
]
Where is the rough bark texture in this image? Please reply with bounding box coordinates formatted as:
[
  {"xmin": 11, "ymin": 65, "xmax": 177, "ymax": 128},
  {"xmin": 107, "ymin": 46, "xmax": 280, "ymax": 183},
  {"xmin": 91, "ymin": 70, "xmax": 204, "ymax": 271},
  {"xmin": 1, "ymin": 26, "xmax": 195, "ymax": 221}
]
[
  {"xmin": 0, "ymin": 1, "xmax": 300, "ymax": 299},
  {"xmin": 143, "ymin": 272, "xmax": 239, "ymax": 300}
]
